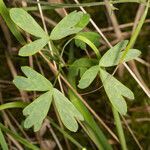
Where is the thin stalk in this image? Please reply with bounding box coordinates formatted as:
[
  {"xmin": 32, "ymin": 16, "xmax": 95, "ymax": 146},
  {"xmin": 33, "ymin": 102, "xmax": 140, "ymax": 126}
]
[
  {"xmin": 112, "ymin": 107, "xmax": 127, "ymax": 150},
  {"xmin": 48, "ymin": 118, "xmax": 84, "ymax": 149},
  {"xmin": 23, "ymin": 0, "xmax": 149, "ymax": 11},
  {"xmin": 47, "ymin": 122, "xmax": 63, "ymax": 150},
  {"xmin": 22, "ymin": 0, "xmax": 148, "ymax": 10}
]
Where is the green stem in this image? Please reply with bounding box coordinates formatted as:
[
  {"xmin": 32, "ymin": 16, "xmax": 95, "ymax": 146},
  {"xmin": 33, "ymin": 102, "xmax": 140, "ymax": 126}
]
[
  {"xmin": 112, "ymin": 107, "xmax": 127, "ymax": 150},
  {"xmin": 23, "ymin": 0, "xmax": 148, "ymax": 11}
]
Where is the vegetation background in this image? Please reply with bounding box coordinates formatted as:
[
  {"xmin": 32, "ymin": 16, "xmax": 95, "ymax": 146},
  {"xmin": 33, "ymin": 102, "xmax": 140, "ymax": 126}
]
[{"xmin": 0, "ymin": 0, "xmax": 149, "ymax": 150}]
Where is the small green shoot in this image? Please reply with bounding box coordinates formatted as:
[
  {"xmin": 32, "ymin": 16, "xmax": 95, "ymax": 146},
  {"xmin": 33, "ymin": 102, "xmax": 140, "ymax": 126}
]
[{"xmin": 78, "ymin": 40, "xmax": 141, "ymax": 115}]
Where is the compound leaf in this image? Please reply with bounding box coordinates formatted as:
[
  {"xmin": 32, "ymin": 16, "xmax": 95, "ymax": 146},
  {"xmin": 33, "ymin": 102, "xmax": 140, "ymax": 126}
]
[
  {"xmin": 23, "ymin": 91, "xmax": 53, "ymax": 132},
  {"xmin": 10, "ymin": 8, "xmax": 47, "ymax": 38},
  {"xmin": 78, "ymin": 65, "xmax": 99, "ymax": 89},
  {"xmin": 99, "ymin": 68, "xmax": 134, "ymax": 115},
  {"xmin": 75, "ymin": 32, "xmax": 100, "ymax": 50},
  {"xmin": 19, "ymin": 38, "xmax": 49, "ymax": 56},
  {"xmin": 53, "ymin": 89, "xmax": 84, "ymax": 132},
  {"xmin": 13, "ymin": 66, "xmax": 52, "ymax": 91},
  {"xmin": 50, "ymin": 11, "xmax": 90, "ymax": 40}
]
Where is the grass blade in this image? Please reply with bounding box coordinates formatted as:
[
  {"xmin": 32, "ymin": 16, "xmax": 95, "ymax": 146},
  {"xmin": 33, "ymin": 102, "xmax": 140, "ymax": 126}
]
[
  {"xmin": 0, "ymin": 102, "xmax": 27, "ymax": 110},
  {"xmin": 0, "ymin": 0, "xmax": 25, "ymax": 44},
  {"xmin": 0, "ymin": 127, "xmax": 8, "ymax": 150},
  {"xmin": 75, "ymin": 35, "xmax": 100, "ymax": 58},
  {"xmin": 0, "ymin": 123, "xmax": 40, "ymax": 150}
]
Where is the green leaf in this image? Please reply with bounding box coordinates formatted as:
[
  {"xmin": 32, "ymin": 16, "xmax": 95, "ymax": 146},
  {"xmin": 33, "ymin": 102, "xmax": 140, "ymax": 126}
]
[
  {"xmin": 23, "ymin": 91, "xmax": 53, "ymax": 132},
  {"xmin": 69, "ymin": 58, "xmax": 98, "ymax": 77},
  {"xmin": 50, "ymin": 11, "xmax": 90, "ymax": 40},
  {"xmin": 13, "ymin": 66, "xmax": 52, "ymax": 91},
  {"xmin": 10, "ymin": 8, "xmax": 47, "ymax": 38},
  {"xmin": 19, "ymin": 38, "xmax": 49, "ymax": 56},
  {"xmin": 53, "ymin": 89, "xmax": 84, "ymax": 132},
  {"xmin": 75, "ymin": 32, "xmax": 100, "ymax": 50},
  {"xmin": 99, "ymin": 42, "xmax": 141, "ymax": 66},
  {"xmin": 99, "ymin": 68, "xmax": 134, "ymax": 115},
  {"xmin": 78, "ymin": 65, "xmax": 99, "ymax": 89}
]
